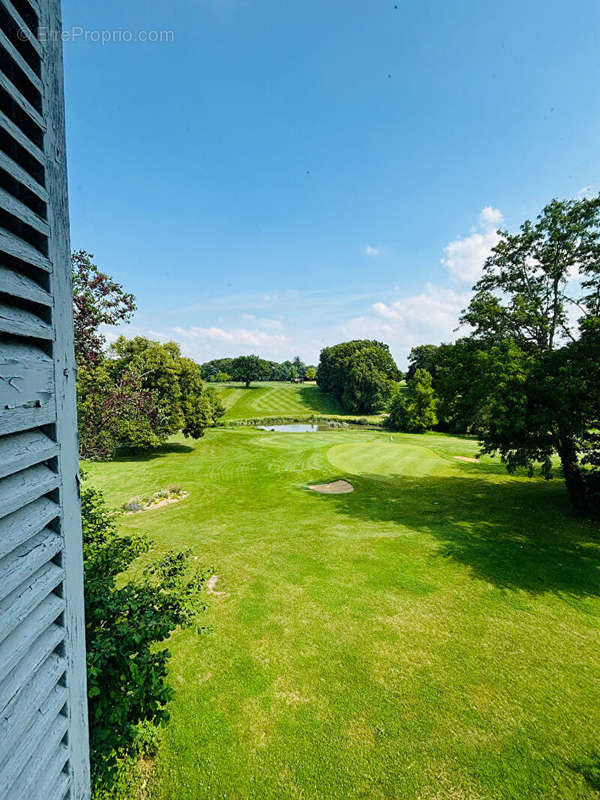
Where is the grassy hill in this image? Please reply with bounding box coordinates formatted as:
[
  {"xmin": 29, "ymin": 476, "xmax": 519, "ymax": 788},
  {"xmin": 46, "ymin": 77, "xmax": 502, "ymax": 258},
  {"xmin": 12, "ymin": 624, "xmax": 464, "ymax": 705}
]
[
  {"xmin": 86, "ymin": 428, "xmax": 600, "ymax": 800},
  {"xmin": 209, "ymin": 381, "xmax": 383, "ymax": 423}
]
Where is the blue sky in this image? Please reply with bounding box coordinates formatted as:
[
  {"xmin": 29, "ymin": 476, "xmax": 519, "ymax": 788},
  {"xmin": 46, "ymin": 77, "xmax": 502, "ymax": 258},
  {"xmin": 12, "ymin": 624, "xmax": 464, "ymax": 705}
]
[{"xmin": 62, "ymin": 0, "xmax": 600, "ymax": 367}]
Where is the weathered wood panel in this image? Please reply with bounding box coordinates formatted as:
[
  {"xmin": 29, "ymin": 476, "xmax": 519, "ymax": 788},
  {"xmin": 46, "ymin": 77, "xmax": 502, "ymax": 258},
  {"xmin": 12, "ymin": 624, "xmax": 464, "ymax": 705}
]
[
  {"xmin": 0, "ymin": 0, "xmax": 90, "ymax": 796},
  {"xmin": 0, "ymin": 264, "xmax": 52, "ymax": 305},
  {"xmin": 0, "ymin": 341, "xmax": 56, "ymax": 434}
]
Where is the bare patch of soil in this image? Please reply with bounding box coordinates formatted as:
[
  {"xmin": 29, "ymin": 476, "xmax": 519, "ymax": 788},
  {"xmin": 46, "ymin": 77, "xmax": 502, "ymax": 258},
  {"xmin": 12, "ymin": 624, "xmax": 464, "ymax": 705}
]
[
  {"xmin": 308, "ymin": 480, "xmax": 354, "ymax": 494},
  {"xmin": 207, "ymin": 575, "xmax": 229, "ymax": 597},
  {"xmin": 454, "ymin": 456, "xmax": 479, "ymax": 464}
]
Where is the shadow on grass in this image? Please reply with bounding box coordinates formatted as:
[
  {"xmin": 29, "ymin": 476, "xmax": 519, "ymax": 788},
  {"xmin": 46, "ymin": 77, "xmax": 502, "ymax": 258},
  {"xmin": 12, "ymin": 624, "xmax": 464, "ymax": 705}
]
[
  {"xmin": 569, "ymin": 753, "xmax": 600, "ymax": 791},
  {"xmin": 112, "ymin": 442, "xmax": 195, "ymax": 463},
  {"xmin": 330, "ymin": 473, "xmax": 600, "ymax": 597},
  {"xmin": 298, "ymin": 385, "xmax": 349, "ymax": 415}
]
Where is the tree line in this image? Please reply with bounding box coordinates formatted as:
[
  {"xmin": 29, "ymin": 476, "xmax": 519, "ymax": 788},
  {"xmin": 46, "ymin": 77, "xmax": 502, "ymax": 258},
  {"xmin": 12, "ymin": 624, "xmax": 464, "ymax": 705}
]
[
  {"xmin": 316, "ymin": 197, "xmax": 600, "ymax": 515},
  {"xmin": 201, "ymin": 355, "xmax": 317, "ymax": 384}
]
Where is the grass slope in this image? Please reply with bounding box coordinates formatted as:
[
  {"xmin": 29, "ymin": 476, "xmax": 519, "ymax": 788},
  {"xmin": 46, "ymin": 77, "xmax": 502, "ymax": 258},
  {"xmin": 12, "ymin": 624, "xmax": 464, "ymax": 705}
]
[
  {"xmin": 210, "ymin": 381, "xmax": 382, "ymax": 423},
  {"xmin": 86, "ymin": 430, "xmax": 600, "ymax": 800}
]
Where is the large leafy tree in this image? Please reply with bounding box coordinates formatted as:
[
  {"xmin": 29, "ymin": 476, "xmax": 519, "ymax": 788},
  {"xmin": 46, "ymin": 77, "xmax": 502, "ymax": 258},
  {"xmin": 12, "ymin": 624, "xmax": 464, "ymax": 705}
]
[
  {"xmin": 317, "ymin": 340, "xmax": 399, "ymax": 413},
  {"xmin": 77, "ymin": 363, "xmax": 162, "ymax": 460},
  {"xmin": 109, "ymin": 337, "xmax": 224, "ymax": 448},
  {"xmin": 72, "ymin": 250, "xmax": 136, "ymax": 366},
  {"xmin": 231, "ymin": 354, "xmax": 269, "ymax": 387},
  {"xmin": 461, "ymin": 196, "xmax": 600, "ymax": 514}
]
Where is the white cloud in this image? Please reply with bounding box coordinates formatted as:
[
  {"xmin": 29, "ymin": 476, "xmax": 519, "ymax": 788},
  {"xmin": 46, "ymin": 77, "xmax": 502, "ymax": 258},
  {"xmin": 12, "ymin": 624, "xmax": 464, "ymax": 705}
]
[
  {"xmin": 242, "ymin": 314, "xmax": 282, "ymax": 330},
  {"xmin": 478, "ymin": 205, "xmax": 503, "ymax": 228},
  {"xmin": 167, "ymin": 325, "xmax": 288, "ymax": 361},
  {"xmin": 365, "ymin": 244, "xmax": 380, "ymax": 257},
  {"xmin": 173, "ymin": 325, "xmax": 285, "ymax": 347},
  {"xmin": 338, "ymin": 283, "xmax": 470, "ymax": 366},
  {"xmin": 441, "ymin": 206, "xmax": 503, "ymax": 285}
]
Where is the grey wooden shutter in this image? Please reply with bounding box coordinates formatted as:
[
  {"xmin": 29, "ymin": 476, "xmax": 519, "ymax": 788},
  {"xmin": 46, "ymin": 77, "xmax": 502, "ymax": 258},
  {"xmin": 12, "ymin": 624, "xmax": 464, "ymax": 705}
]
[{"xmin": 0, "ymin": 1, "xmax": 90, "ymax": 798}]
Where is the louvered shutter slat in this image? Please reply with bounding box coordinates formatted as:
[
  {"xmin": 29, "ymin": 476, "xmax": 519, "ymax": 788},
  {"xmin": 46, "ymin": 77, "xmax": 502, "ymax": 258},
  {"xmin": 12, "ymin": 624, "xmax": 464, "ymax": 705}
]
[
  {"xmin": 0, "ymin": 684, "xmax": 69, "ymax": 796},
  {"xmin": 0, "ymin": 593, "xmax": 65, "ymax": 683},
  {"xmin": 1, "ymin": 0, "xmax": 43, "ymax": 57},
  {"xmin": 0, "ymin": 561, "xmax": 64, "ymax": 643},
  {"xmin": 0, "ymin": 528, "xmax": 62, "ymax": 600},
  {"xmin": 0, "ymin": 301, "xmax": 53, "ymax": 339},
  {"xmin": 0, "ymin": 651, "xmax": 66, "ymax": 765},
  {"xmin": 0, "ymin": 30, "xmax": 43, "ymax": 93},
  {"xmin": 13, "ymin": 738, "xmax": 70, "ymax": 800},
  {"xmin": 0, "ymin": 497, "xmax": 60, "ymax": 557},
  {"xmin": 0, "ymin": 150, "xmax": 48, "ymax": 202},
  {"xmin": 0, "ymin": 225, "xmax": 50, "ymax": 269},
  {"xmin": 0, "ymin": 622, "xmax": 64, "ymax": 710},
  {"xmin": 0, "ymin": 264, "xmax": 52, "ymax": 305},
  {"xmin": 0, "ymin": 429, "xmax": 58, "ymax": 479},
  {"xmin": 0, "ymin": 70, "xmax": 44, "ymax": 130},
  {"xmin": 0, "ymin": 464, "xmax": 59, "ymax": 518}
]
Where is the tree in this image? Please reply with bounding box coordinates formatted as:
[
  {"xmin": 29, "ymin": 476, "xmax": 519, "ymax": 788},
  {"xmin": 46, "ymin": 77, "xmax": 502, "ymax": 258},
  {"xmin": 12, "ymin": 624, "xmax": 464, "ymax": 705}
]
[
  {"xmin": 231, "ymin": 354, "xmax": 269, "ymax": 387},
  {"xmin": 317, "ymin": 340, "xmax": 400, "ymax": 412},
  {"xmin": 406, "ymin": 344, "xmax": 439, "ymax": 381},
  {"xmin": 434, "ymin": 338, "xmax": 487, "ymax": 434},
  {"xmin": 179, "ymin": 356, "xmax": 225, "ymax": 438},
  {"xmin": 292, "ymin": 356, "xmax": 306, "ymax": 380},
  {"xmin": 109, "ymin": 337, "xmax": 224, "ymax": 448},
  {"xmin": 461, "ymin": 195, "xmax": 600, "ymax": 514},
  {"xmin": 82, "ymin": 483, "xmax": 210, "ymax": 792},
  {"xmin": 72, "ymin": 250, "xmax": 136, "ymax": 366},
  {"xmin": 275, "ymin": 360, "xmax": 293, "ymax": 381},
  {"xmin": 305, "ymin": 366, "xmax": 317, "ymax": 381},
  {"xmin": 386, "ymin": 369, "xmax": 438, "ymax": 433},
  {"xmin": 77, "ymin": 363, "xmax": 162, "ymax": 460}
]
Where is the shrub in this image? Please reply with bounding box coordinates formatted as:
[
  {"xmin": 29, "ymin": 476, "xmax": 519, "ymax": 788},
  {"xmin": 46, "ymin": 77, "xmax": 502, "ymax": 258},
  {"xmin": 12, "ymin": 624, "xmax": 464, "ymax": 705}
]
[{"xmin": 82, "ymin": 483, "xmax": 211, "ymax": 794}]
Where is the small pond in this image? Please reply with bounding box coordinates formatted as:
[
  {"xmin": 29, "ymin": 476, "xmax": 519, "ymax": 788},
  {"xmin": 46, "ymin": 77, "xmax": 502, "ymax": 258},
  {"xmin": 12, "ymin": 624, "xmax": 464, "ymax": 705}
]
[{"xmin": 257, "ymin": 424, "xmax": 320, "ymax": 433}]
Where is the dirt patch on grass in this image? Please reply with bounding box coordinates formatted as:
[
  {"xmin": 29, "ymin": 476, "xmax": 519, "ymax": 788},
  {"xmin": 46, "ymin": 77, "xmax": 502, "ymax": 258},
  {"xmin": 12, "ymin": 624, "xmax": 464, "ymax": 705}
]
[
  {"xmin": 207, "ymin": 575, "xmax": 229, "ymax": 597},
  {"xmin": 308, "ymin": 480, "xmax": 354, "ymax": 494},
  {"xmin": 454, "ymin": 456, "xmax": 479, "ymax": 464}
]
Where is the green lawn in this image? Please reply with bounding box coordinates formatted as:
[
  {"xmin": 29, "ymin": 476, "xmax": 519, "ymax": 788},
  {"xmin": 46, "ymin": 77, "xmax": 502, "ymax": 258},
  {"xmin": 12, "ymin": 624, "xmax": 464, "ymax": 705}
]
[
  {"xmin": 209, "ymin": 381, "xmax": 383, "ymax": 423},
  {"xmin": 86, "ymin": 429, "xmax": 600, "ymax": 800}
]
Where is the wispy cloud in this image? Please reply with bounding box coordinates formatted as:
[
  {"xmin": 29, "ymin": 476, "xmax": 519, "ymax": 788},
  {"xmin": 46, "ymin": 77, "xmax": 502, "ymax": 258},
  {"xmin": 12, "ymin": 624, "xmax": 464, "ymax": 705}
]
[
  {"xmin": 441, "ymin": 206, "xmax": 503, "ymax": 285},
  {"xmin": 364, "ymin": 244, "xmax": 380, "ymax": 257},
  {"xmin": 338, "ymin": 283, "xmax": 469, "ymax": 363},
  {"xmin": 242, "ymin": 314, "xmax": 282, "ymax": 330}
]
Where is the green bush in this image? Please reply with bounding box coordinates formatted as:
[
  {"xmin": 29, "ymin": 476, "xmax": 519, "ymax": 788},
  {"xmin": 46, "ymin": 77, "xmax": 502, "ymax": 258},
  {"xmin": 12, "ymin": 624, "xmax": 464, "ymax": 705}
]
[{"xmin": 82, "ymin": 483, "xmax": 211, "ymax": 795}]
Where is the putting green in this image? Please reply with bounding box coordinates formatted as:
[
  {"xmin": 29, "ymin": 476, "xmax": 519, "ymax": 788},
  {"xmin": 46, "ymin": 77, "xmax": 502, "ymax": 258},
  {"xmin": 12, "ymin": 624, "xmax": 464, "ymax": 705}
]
[{"xmin": 327, "ymin": 439, "xmax": 450, "ymax": 479}]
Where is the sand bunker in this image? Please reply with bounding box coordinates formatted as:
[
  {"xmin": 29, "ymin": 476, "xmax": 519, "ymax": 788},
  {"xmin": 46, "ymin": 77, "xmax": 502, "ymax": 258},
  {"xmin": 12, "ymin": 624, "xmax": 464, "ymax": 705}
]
[
  {"xmin": 454, "ymin": 456, "xmax": 479, "ymax": 464},
  {"xmin": 308, "ymin": 480, "xmax": 354, "ymax": 495}
]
